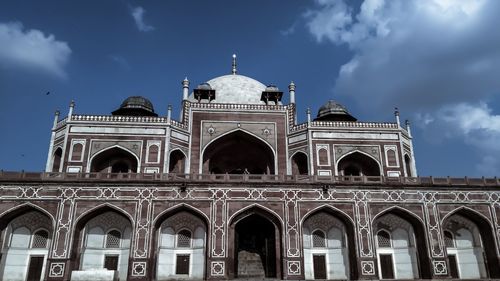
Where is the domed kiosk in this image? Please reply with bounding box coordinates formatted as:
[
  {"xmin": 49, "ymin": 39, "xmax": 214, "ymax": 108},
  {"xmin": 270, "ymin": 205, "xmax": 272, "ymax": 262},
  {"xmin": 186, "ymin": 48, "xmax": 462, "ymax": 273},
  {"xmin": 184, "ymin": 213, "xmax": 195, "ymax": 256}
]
[
  {"xmin": 314, "ymin": 100, "xmax": 357, "ymax": 122},
  {"xmin": 112, "ymin": 96, "xmax": 158, "ymax": 117}
]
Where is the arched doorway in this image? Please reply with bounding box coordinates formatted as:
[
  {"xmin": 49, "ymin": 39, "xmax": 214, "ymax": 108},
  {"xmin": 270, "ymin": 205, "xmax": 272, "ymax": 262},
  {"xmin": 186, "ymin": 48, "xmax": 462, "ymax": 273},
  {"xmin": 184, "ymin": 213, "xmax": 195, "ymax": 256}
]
[
  {"xmin": 203, "ymin": 131, "xmax": 275, "ymax": 174},
  {"xmin": 404, "ymin": 155, "xmax": 412, "ymax": 177},
  {"xmin": 0, "ymin": 208, "xmax": 53, "ymax": 281},
  {"xmin": 52, "ymin": 147, "xmax": 62, "ymax": 172},
  {"xmin": 337, "ymin": 152, "xmax": 380, "ymax": 176},
  {"xmin": 230, "ymin": 207, "xmax": 282, "ymax": 279},
  {"xmin": 443, "ymin": 209, "xmax": 500, "ymax": 279},
  {"xmin": 302, "ymin": 209, "xmax": 357, "ymax": 280},
  {"xmin": 372, "ymin": 209, "xmax": 431, "ymax": 279},
  {"xmin": 169, "ymin": 150, "xmax": 186, "ymax": 173},
  {"xmin": 154, "ymin": 210, "xmax": 207, "ymax": 280},
  {"xmin": 90, "ymin": 147, "xmax": 138, "ymax": 173},
  {"xmin": 291, "ymin": 152, "xmax": 309, "ymax": 175},
  {"xmin": 69, "ymin": 207, "xmax": 132, "ymax": 281}
]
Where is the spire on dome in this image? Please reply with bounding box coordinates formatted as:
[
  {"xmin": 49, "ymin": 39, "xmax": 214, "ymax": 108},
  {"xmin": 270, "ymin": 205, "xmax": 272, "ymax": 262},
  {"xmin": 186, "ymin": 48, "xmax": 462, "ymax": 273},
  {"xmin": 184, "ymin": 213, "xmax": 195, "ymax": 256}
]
[{"xmin": 232, "ymin": 54, "xmax": 237, "ymax": 75}]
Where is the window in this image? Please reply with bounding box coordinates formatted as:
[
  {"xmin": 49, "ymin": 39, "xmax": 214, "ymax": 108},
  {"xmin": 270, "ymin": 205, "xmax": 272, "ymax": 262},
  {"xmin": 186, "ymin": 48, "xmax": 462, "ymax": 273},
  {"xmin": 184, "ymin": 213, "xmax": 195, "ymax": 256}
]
[
  {"xmin": 71, "ymin": 143, "xmax": 83, "ymax": 161},
  {"xmin": 148, "ymin": 144, "xmax": 159, "ymax": 163},
  {"xmin": 377, "ymin": 230, "xmax": 391, "ymax": 248},
  {"xmin": 387, "ymin": 149, "xmax": 397, "ymax": 167},
  {"xmin": 177, "ymin": 230, "xmax": 191, "ymax": 248},
  {"xmin": 318, "ymin": 148, "xmax": 329, "ymax": 166},
  {"xmin": 31, "ymin": 230, "xmax": 49, "ymax": 248},
  {"xmin": 312, "ymin": 230, "xmax": 326, "ymax": 248},
  {"xmin": 444, "ymin": 231, "xmax": 454, "ymax": 248},
  {"xmin": 105, "ymin": 230, "xmax": 121, "ymax": 248}
]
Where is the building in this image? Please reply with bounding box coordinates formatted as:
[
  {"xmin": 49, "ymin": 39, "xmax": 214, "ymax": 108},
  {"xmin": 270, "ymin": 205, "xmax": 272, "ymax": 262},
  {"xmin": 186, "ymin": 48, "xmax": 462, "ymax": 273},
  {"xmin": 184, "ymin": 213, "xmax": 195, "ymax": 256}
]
[{"xmin": 0, "ymin": 56, "xmax": 499, "ymax": 281}]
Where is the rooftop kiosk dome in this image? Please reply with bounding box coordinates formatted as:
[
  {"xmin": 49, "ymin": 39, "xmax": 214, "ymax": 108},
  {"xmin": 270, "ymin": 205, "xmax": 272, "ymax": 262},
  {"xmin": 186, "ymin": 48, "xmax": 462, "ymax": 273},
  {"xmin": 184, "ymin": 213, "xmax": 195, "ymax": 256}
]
[
  {"xmin": 112, "ymin": 96, "xmax": 158, "ymax": 117},
  {"xmin": 314, "ymin": 99, "xmax": 357, "ymax": 122}
]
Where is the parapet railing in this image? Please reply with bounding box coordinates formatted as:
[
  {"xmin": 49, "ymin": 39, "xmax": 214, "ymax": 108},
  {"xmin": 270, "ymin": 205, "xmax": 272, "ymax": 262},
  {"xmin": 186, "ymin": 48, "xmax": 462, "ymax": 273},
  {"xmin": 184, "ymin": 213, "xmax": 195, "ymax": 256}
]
[
  {"xmin": 0, "ymin": 171, "xmax": 498, "ymax": 187},
  {"xmin": 189, "ymin": 102, "xmax": 288, "ymax": 111},
  {"xmin": 290, "ymin": 121, "xmax": 399, "ymax": 132},
  {"xmin": 54, "ymin": 115, "xmax": 189, "ymax": 130}
]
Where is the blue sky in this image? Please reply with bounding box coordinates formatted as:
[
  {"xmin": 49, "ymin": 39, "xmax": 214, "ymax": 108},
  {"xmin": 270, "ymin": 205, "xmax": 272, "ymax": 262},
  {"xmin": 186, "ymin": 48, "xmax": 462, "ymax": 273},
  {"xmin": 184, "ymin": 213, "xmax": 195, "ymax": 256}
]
[{"xmin": 1, "ymin": 0, "xmax": 499, "ymax": 177}]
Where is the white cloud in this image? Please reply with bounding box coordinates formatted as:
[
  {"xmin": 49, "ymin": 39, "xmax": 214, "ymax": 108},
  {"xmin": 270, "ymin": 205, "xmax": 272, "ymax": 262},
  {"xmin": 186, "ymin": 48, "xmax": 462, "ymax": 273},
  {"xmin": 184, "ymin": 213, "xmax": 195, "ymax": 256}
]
[
  {"xmin": 0, "ymin": 22, "xmax": 71, "ymax": 78},
  {"xmin": 109, "ymin": 55, "xmax": 131, "ymax": 70},
  {"xmin": 131, "ymin": 6, "xmax": 155, "ymax": 32},
  {"xmin": 418, "ymin": 102, "xmax": 500, "ymax": 175},
  {"xmin": 305, "ymin": 0, "xmax": 500, "ymax": 112}
]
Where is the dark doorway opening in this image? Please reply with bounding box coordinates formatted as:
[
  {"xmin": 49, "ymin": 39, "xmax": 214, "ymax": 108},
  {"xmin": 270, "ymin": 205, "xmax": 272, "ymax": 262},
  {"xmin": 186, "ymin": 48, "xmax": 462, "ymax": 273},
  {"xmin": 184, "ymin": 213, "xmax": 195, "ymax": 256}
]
[
  {"xmin": 104, "ymin": 255, "xmax": 119, "ymax": 271},
  {"xmin": 448, "ymin": 255, "xmax": 459, "ymax": 278},
  {"xmin": 338, "ymin": 152, "xmax": 380, "ymax": 176},
  {"xmin": 26, "ymin": 256, "xmax": 44, "ymax": 281},
  {"xmin": 235, "ymin": 214, "xmax": 278, "ymax": 278},
  {"xmin": 379, "ymin": 254, "xmax": 394, "ymax": 279},
  {"xmin": 176, "ymin": 254, "xmax": 190, "ymax": 275},
  {"xmin": 313, "ymin": 255, "xmax": 327, "ymax": 279}
]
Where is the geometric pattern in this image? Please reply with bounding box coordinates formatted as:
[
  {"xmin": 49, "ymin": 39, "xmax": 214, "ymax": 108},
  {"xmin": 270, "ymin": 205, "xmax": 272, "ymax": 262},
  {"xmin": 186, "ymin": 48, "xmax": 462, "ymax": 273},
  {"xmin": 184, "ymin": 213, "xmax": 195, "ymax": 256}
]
[{"xmin": 211, "ymin": 261, "xmax": 225, "ymax": 276}]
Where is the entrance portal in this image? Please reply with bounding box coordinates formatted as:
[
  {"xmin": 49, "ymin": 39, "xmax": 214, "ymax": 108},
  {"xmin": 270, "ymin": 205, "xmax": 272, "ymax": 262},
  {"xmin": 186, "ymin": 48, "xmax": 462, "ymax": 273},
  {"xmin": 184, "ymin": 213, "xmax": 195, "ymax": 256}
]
[{"xmin": 235, "ymin": 214, "xmax": 278, "ymax": 278}]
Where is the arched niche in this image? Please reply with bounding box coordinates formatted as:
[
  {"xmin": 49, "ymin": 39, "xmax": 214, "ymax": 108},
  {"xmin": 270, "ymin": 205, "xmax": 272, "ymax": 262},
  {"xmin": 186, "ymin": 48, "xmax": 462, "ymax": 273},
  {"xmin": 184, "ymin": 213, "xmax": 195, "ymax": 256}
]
[
  {"xmin": 152, "ymin": 207, "xmax": 208, "ymax": 280},
  {"xmin": 372, "ymin": 208, "xmax": 431, "ymax": 279},
  {"xmin": 90, "ymin": 147, "xmax": 138, "ymax": 173},
  {"xmin": 202, "ymin": 130, "xmax": 275, "ymax": 174},
  {"xmin": 302, "ymin": 209, "xmax": 356, "ymax": 280},
  {"xmin": 169, "ymin": 150, "xmax": 186, "ymax": 173},
  {"xmin": 52, "ymin": 147, "xmax": 62, "ymax": 172},
  {"xmin": 404, "ymin": 154, "xmax": 412, "ymax": 177},
  {"xmin": 229, "ymin": 206, "xmax": 283, "ymax": 279},
  {"xmin": 442, "ymin": 208, "xmax": 500, "ymax": 279},
  {"xmin": 337, "ymin": 151, "xmax": 380, "ymax": 176},
  {"xmin": 291, "ymin": 152, "xmax": 308, "ymax": 175}
]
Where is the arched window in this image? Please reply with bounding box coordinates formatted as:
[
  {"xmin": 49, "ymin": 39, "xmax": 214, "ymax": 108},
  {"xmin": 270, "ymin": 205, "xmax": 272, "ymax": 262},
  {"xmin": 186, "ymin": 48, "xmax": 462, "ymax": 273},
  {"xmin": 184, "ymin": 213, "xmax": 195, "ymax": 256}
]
[
  {"xmin": 291, "ymin": 152, "xmax": 308, "ymax": 175},
  {"xmin": 312, "ymin": 230, "xmax": 326, "ymax": 248},
  {"xmin": 169, "ymin": 150, "xmax": 186, "ymax": 173},
  {"xmin": 148, "ymin": 144, "xmax": 159, "ymax": 163},
  {"xmin": 31, "ymin": 230, "xmax": 49, "ymax": 248},
  {"xmin": 71, "ymin": 143, "xmax": 83, "ymax": 161},
  {"xmin": 105, "ymin": 230, "xmax": 121, "ymax": 248},
  {"xmin": 386, "ymin": 149, "xmax": 397, "ymax": 167},
  {"xmin": 404, "ymin": 155, "xmax": 412, "ymax": 177},
  {"xmin": 444, "ymin": 231, "xmax": 454, "ymax": 248},
  {"xmin": 377, "ymin": 230, "xmax": 391, "ymax": 248},
  {"xmin": 177, "ymin": 230, "xmax": 191, "ymax": 248},
  {"xmin": 338, "ymin": 152, "xmax": 381, "ymax": 176},
  {"xmin": 52, "ymin": 147, "xmax": 62, "ymax": 172},
  {"xmin": 318, "ymin": 148, "xmax": 329, "ymax": 166}
]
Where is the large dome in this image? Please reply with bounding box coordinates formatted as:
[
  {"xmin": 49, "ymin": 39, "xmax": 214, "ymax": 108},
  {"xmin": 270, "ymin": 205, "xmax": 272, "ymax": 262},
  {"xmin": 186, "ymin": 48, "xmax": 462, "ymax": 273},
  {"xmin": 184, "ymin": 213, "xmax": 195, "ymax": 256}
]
[{"xmin": 189, "ymin": 74, "xmax": 268, "ymax": 104}]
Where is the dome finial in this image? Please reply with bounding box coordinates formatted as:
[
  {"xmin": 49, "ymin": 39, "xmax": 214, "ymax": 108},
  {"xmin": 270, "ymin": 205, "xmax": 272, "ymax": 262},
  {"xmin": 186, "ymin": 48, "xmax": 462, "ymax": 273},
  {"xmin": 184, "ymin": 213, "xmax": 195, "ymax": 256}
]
[{"xmin": 232, "ymin": 54, "xmax": 237, "ymax": 75}]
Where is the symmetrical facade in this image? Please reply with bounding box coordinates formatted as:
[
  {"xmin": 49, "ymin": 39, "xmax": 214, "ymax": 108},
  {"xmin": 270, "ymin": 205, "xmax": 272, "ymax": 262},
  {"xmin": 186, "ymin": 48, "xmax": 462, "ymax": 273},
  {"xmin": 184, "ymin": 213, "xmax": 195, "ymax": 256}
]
[{"xmin": 0, "ymin": 58, "xmax": 499, "ymax": 280}]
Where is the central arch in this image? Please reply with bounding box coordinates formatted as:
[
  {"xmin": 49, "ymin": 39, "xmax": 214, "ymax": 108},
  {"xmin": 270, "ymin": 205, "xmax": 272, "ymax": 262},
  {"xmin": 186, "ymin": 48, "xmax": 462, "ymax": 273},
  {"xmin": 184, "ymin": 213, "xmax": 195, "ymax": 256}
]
[
  {"xmin": 229, "ymin": 206, "xmax": 283, "ymax": 279},
  {"xmin": 202, "ymin": 130, "xmax": 275, "ymax": 174},
  {"xmin": 90, "ymin": 146, "xmax": 139, "ymax": 173},
  {"xmin": 337, "ymin": 151, "xmax": 381, "ymax": 176}
]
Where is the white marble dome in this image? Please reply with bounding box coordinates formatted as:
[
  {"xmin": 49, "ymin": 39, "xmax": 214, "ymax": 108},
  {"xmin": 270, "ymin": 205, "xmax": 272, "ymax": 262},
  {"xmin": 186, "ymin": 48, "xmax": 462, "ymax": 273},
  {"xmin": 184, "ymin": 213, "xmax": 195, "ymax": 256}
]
[{"xmin": 189, "ymin": 74, "xmax": 269, "ymax": 104}]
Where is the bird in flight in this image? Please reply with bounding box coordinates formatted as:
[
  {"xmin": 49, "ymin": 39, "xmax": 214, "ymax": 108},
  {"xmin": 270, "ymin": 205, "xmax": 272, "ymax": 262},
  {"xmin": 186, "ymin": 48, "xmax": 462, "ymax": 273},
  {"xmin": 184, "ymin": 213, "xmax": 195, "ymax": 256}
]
[{"xmin": 46, "ymin": 91, "xmax": 50, "ymax": 95}]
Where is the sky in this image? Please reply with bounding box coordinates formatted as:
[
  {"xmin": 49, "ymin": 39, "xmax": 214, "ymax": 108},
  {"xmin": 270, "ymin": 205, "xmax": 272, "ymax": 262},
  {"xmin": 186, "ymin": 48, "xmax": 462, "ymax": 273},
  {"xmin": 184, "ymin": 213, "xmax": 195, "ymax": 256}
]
[{"xmin": 1, "ymin": 0, "xmax": 499, "ymax": 177}]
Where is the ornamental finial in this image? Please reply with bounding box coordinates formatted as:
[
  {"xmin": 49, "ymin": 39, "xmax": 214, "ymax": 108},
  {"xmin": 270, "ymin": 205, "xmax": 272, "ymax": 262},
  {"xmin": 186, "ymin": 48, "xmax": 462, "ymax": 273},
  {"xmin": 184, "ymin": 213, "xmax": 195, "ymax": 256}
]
[{"xmin": 232, "ymin": 54, "xmax": 237, "ymax": 75}]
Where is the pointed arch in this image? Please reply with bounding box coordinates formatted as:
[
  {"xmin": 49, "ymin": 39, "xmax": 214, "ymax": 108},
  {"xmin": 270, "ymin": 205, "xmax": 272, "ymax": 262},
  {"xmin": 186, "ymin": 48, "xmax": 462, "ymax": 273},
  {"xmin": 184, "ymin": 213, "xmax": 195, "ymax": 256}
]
[
  {"xmin": 336, "ymin": 150, "xmax": 382, "ymax": 176},
  {"xmin": 200, "ymin": 129, "xmax": 277, "ymax": 175},
  {"xmin": 290, "ymin": 151, "xmax": 309, "ymax": 175},
  {"xmin": 88, "ymin": 145, "xmax": 140, "ymax": 173},
  {"xmin": 152, "ymin": 204, "xmax": 209, "ymax": 280},
  {"xmin": 442, "ymin": 207, "xmax": 500, "ymax": 278},
  {"xmin": 228, "ymin": 204, "xmax": 283, "ymax": 279},
  {"xmin": 168, "ymin": 149, "xmax": 187, "ymax": 174},
  {"xmin": 301, "ymin": 205, "xmax": 358, "ymax": 280},
  {"xmin": 52, "ymin": 146, "xmax": 63, "ymax": 172},
  {"xmin": 372, "ymin": 206, "xmax": 431, "ymax": 279},
  {"xmin": 0, "ymin": 203, "xmax": 56, "ymax": 231},
  {"xmin": 69, "ymin": 204, "xmax": 133, "ymax": 275}
]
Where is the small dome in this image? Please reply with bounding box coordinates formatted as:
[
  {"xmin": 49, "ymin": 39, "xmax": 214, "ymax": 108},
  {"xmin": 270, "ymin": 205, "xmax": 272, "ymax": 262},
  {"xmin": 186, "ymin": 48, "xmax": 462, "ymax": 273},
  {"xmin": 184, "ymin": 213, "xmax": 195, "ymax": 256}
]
[
  {"xmin": 315, "ymin": 100, "xmax": 357, "ymax": 122},
  {"xmin": 265, "ymin": 85, "xmax": 280, "ymax": 92},
  {"xmin": 189, "ymin": 74, "xmax": 268, "ymax": 104},
  {"xmin": 112, "ymin": 96, "xmax": 158, "ymax": 116},
  {"xmin": 197, "ymin": 82, "xmax": 213, "ymax": 90}
]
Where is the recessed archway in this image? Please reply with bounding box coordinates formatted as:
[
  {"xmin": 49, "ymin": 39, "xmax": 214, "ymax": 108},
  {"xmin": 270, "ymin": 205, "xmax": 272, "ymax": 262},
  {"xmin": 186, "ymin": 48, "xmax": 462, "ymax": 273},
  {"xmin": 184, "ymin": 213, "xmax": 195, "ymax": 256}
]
[
  {"xmin": 229, "ymin": 206, "xmax": 282, "ymax": 279},
  {"xmin": 372, "ymin": 207, "xmax": 431, "ymax": 279},
  {"xmin": 337, "ymin": 151, "xmax": 381, "ymax": 176},
  {"xmin": 90, "ymin": 146, "xmax": 138, "ymax": 173},
  {"xmin": 169, "ymin": 150, "xmax": 186, "ymax": 173},
  {"xmin": 442, "ymin": 208, "xmax": 500, "ymax": 279},
  {"xmin": 291, "ymin": 152, "xmax": 309, "ymax": 175},
  {"xmin": 301, "ymin": 206, "xmax": 358, "ymax": 280},
  {"xmin": 202, "ymin": 130, "xmax": 275, "ymax": 174}
]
